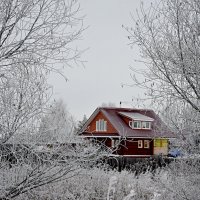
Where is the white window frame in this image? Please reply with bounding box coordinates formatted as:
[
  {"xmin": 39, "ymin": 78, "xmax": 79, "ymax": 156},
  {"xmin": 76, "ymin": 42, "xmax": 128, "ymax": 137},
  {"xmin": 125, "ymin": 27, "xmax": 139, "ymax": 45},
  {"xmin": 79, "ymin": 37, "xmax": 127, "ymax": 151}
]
[
  {"xmin": 138, "ymin": 140, "xmax": 143, "ymax": 148},
  {"xmin": 133, "ymin": 121, "xmax": 141, "ymax": 129},
  {"xmin": 144, "ymin": 140, "xmax": 150, "ymax": 148},
  {"xmin": 96, "ymin": 119, "xmax": 107, "ymax": 132},
  {"xmin": 129, "ymin": 121, "xmax": 133, "ymax": 128},
  {"xmin": 141, "ymin": 122, "xmax": 151, "ymax": 129},
  {"xmin": 146, "ymin": 122, "xmax": 151, "ymax": 129},
  {"xmin": 130, "ymin": 120, "xmax": 151, "ymax": 129}
]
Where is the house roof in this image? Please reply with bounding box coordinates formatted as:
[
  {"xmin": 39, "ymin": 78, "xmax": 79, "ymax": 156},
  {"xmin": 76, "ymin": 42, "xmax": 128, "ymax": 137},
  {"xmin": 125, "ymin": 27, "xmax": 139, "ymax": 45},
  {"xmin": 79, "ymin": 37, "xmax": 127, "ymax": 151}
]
[
  {"xmin": 118, "ymin": 112, "xmax": 154, "ymax": 122},
  {"xmin": 80, "ymin": 107, "xmax": 175, "ymax": 138}
]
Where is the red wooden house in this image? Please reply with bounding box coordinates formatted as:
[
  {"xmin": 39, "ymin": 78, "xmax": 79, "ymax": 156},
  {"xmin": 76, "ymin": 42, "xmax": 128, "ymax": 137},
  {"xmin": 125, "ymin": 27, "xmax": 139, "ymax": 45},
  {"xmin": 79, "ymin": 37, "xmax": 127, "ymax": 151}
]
[{"xmin": 79, "ymin": 107, "xmax": 175, "ymax": 157}]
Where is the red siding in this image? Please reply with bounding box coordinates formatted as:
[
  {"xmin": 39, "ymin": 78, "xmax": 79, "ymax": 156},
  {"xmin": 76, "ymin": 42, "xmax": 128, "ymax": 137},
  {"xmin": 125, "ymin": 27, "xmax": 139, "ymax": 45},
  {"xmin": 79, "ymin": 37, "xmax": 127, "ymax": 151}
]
[
  {"xmin": 94, "ymin": 138, "xmax": 153, "ymax": 156},
  {"xmin": 119, "ymin": 139, "xmax": 153, "ymax": 156},
  {"xmin": 86, "ymin": 111, "xmax": 117, "ymax": 134},
  {"xmin": 95, "ymin": 138, "xmax": 112, "ymax": 148}
]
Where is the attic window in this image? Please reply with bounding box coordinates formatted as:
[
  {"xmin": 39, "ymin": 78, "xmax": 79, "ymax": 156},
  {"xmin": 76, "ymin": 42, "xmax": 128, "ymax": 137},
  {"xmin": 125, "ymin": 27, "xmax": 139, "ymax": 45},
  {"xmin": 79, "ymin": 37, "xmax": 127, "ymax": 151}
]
[
  {"xmin": 142, "ymin": 122, "xmax": 151, "ymax": 129},
  {"xmin": 96, "ymin": 119, "xmax": 107, "ymax": 132},
  {"xmin": 129, "ymin": 121, "xmax": 151, "ymax": 129},
  {"xmin": 119, "ymin": 112, "xmax": 153, "ymax": 130},
  {"xmin": 133, "ymin": 121, "xmax": 141, "ymax": 128}
]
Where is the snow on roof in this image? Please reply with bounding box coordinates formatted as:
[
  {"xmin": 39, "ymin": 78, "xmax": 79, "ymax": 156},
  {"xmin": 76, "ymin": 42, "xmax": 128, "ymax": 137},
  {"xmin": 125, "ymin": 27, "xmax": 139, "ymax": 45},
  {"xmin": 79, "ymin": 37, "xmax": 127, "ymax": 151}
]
[{"xmin": 119, "ymin": 112, "xmax": 154, "ymax": 122}]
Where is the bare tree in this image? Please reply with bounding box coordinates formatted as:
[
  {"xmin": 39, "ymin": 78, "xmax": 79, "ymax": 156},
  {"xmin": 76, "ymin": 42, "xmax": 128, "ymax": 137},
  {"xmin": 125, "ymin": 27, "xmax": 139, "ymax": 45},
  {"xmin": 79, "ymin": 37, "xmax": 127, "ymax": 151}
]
[
  {"xmin": 125, "ymin": 0, "xmax": 200, "ymax": 199},
  {"xmin": 127, "ymin": 0, "xmax": 200, "ymax": 110},
  {"xmin": 0, "ymin": 65, "xmax": 49, "ymax": 144},
  {"xmin": 0, "ymin": 0, "xmax": 84, "ymax": 143},
  {"xmin": 0, "ymin": 0, "xmax": 88, "ymax": 199},
  {"xmin": 126, "ymin": 0, "xmax": 200, "ymax": 141},
  {"xmin": 0, "ymin": 0, "xmax": 84, "ymax": 70}
]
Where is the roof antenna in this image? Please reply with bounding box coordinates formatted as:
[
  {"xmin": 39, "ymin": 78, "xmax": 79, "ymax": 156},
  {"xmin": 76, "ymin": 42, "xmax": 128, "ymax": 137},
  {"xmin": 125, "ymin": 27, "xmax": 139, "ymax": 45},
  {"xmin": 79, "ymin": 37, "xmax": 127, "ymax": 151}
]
[{"xmin": 120, "ymin": 101, "xmax": 122, "ymax": 108}]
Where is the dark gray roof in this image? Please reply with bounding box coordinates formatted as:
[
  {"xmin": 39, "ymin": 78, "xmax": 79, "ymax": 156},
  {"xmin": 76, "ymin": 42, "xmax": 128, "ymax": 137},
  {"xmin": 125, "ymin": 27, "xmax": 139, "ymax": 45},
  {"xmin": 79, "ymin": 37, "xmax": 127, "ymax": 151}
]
[{"xmin": 118, "ymin": 112, "xmax": 154, "ymax": 121}]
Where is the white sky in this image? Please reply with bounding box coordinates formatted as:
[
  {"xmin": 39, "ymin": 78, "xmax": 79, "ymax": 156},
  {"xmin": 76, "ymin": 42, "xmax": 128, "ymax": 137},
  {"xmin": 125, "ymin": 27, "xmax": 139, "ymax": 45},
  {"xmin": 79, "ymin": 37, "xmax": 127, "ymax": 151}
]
[{"xmin": 49, "ymin": 0, "xmax": 151, "ymax": 121}]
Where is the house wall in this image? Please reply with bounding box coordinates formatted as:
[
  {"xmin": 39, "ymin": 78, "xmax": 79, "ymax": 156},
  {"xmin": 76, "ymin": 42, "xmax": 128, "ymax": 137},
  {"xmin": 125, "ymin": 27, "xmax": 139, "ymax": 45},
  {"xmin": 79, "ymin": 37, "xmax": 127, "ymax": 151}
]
[
  {"xmin": 86, "ymin": 111, "xmax": 117, "ymax": 134},
  {"xmin": 118, "ymin": 139, "xmax": 153, "ymax": 156},
  {"xmin": 87, "ymin": 137, "xmax": 169, "ymax": 157},
  {"xmin": 95, "ymin": 138, "xmax": 154, "ymax": 156},
  {"xmin": 94, "ymin": 137, "xmax": 112, "ymax": 147}
]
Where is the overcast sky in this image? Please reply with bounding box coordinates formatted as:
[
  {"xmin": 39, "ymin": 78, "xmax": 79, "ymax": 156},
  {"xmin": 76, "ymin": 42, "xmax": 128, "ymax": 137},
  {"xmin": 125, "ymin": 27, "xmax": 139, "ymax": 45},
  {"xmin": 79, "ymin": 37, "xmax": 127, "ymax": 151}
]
[{"xmin": 49, "ymin": 0, "xmax": 151, "ymax": 121}]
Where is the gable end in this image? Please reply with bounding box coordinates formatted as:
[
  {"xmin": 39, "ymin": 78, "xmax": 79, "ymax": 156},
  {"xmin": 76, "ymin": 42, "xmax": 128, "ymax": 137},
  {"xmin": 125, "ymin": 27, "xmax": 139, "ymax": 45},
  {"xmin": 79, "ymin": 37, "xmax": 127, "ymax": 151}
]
[{"xmin": 82, "ymin": 110, "xmax": 118, "ymax": 135}]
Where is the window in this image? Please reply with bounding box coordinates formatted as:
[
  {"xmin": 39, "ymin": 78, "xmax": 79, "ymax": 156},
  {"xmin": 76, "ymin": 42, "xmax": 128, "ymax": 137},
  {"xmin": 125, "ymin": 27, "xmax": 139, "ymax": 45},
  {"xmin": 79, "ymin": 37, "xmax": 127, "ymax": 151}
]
[
  {"xmin": 138, "ymin": 140, "xmax": 143, "ymax": 148},
  {"xmin": 141, "ymin": 122, "xmax": 151, "ymax": 129},
  {"xmin": 146, "ymin": 122, "xmax": 150, "ymax": 129},
  {"xmin": 144, "ymin": 140, "xmax": 150, "ymax": 148},
  {"xmin": 129, "ymin": 121, "xmax": 151, "ymax": 129},
  {"xmin": 96, "ymin": 119, "xmax": 107, "ymax": 131},
  {"xmin": 133, "ymin": 121, "xmax": 141, "ymax": 128}
]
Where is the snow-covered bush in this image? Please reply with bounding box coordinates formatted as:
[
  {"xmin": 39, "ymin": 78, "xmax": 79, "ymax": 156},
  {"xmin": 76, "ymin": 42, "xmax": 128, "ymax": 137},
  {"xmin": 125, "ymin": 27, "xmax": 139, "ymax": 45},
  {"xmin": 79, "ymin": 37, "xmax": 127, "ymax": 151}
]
[
  {"xmin": 13, "ymin": 161, "xmax": 199, "ymax": 200},
  {"xmin": 15, "ymin": 167, "xmax": 160, "ymax": 200}
]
